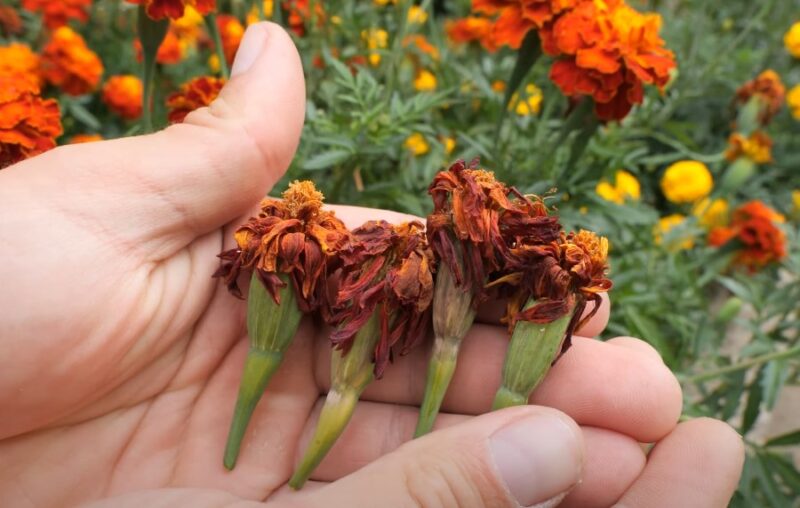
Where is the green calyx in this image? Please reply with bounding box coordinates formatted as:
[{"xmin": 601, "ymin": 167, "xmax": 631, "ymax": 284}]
[
  {"xmin": 289, "ymin": 309, "xmax": 381, "ymax": 489},
  {"xmin": 223, "ymin": 272, "xmax": 303, "ymax": 470},
  {"xmin": 492, "ymin": 300, "xmax": 574, "ymax": 410}
]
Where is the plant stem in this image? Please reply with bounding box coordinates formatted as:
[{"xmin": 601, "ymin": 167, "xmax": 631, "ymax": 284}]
[
  {"xmin": 686, "ymin": 346, "xmax": 800, "ymax": 384},
  {"xmin": 414, "ymin": 335, "xmax": 459, "ymax": 437},
  {"xmin": 137, "ymin": 6, "xmax": 169, "ymax": 133},
  {"xmin": 206, "ymin": 13, "xmax": 230, "ymax": 79}
]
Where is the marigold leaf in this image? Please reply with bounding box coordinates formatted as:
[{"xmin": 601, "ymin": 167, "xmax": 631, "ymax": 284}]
[
  {"xmin": 302, "ymin": 149, "xmax": 352, "ymax": 170},
  {"xmin": 765, "ymin": 429, "xmax": 800, "ymax": 447}
]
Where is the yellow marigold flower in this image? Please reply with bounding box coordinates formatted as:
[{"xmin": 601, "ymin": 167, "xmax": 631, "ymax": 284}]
[
  {"xmin": 511, "ymin": 84, "xmax": 543, "ymax": 116},
  {"xmin": 331, "ymin": 15, "xmax": 342, "ymax": 25},
  {"xmin": 414, "ymin": 69, "xmax": 437, "ymax": 92},
  {"xmin": 408, "ymin": 6, "xmax": 427, "ymax": 24},
  {"xmin": 692, "ymin": 198, "xmax": 729, "ymax": 229},
  {"xmin": 405, "ymin": 133, "xmax": 429, "ymax": 156},
  {"xmin": 362, "ymin": 28, "xmax": 388, "ymax": 66},
  {"xmin": 596, "ymin": 169, "xmax": 641, "ymax": 204},
  {"xmin": 792, "ymin": 190, "xmax": 800, "ymax": 214},
  {"xmin": 208, "ymin": 54, "xmax": 220, "ymax": 73},
  {"xmin": 0, "ymin": 43, "xmax": 40, "ymax": 85},
  {"xmin": 784, "ymin": 22, "xmax": 800, "ymax": 58},
  {"xmin": 660, "ymin": 160, "xmax": 713, "ymax": 204},
  {"xmin": 441, "ymin": 135, "xmax": 456, "ymax": 155},
  {"xmin": 246, "ymin": 1, "xmax": 274, "ymax": 24},
  {"xmin": 788, "ymin": 84, "xmax": 800, "ymax": 120},
  {"xmin": 654, "ymin": 214, "xmax": 694, "ymax": 250},
  {"xmin": 725, "ymin": 131, "xmax": 772, "ymax": 164},
  {"xmin": 492, "ymin": 80, "xmax": 506, "ymax": 93}
]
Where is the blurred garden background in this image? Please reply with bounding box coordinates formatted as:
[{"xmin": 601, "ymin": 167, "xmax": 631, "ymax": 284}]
[{"xmin": 1, "ymin": 0, "xmax": 799, "ymax": 505}]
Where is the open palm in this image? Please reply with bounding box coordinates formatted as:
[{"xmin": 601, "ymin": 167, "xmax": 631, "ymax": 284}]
[{"xmin": 0, "ymin": 23, "xmax": 743, "ymax": 508}]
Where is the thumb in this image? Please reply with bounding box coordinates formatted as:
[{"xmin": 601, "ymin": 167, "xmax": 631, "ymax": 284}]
[
  {"xmin": 302, "ymin": 407, "xmax": 584, "ymax": 508},
  {"xmin": 3, "ymin": 22, "xmax": 304, "ymax": 253}
]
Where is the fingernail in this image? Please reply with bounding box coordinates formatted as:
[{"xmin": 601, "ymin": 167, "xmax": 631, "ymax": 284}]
[
  {"xmin": 489, "ymin": 412, "xmax": 583, "ymax": 507},
  {"xmin": 231, "ymin": 23, "xmax": 270, "ymax": 77}
]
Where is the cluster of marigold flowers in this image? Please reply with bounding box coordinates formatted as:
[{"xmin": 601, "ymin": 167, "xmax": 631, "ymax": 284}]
[{"xmin": 446, "ymin": 0, "xmax": 677, "ymax": 120}]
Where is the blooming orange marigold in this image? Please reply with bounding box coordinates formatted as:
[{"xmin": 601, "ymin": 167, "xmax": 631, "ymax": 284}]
[
  {"xmin": 543, "ymin": 0, "xmax": 676, "ymax": 120},
  {"xmin": 474, "ymin": 0, "xmax": 581, "ymax": 49},
  {"xmin": 102, "ymin": 75, "xmax": 143, "ymax": 120},
  {"xmin": 735, "ymin": 70, "xmax": 786, "ymax": 125},
  {"xmin": 41, "ymin": 27, "xmax": 104, "ymax": 96},
  {"xmin": 709, "ymin": 201, "xmax": 786, "ymax": 271},
  {"xmin": 0, "ymin": 74, "xmax": 62, "ymax": 169},
  {"xmin": 21, "ymin": 0, "xmax": 91, "ymax": 29},
  {"xmin": 127, "ymin": 0, "xmax": 215, "ymax": 20},
  {"xmin": 166, "ymin": 76, "xmax": 226, "ymax": 123},
  {"xmin": 216, "ymin": 14, "xmax": 244, "ymax": 64},
  {"xmin": 725, "ymin": 131, "xmax": 773, "ymax": 164},
  {"xmin": 0, "ymin": 43, "xmax": 40, "ymax": 85},
  {"xmin": 445, "ymin": 16, "xmax": 498, "ymax": 52}
]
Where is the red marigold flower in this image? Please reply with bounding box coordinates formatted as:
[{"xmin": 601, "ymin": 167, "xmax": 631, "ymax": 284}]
[
  {"xmin": 216, "ymin": 14, "xmax": 244, "ymax": 64},
  {"xmin": 165, "ymin": 76, "xmax": 225, "ymax": 123},
  {"xmin": 543, "ymin": 0, "xmax": 675, "ymax": 120},
  {"xmin": 735, "ymin": 70, "xmax": 786, "ymax": 125},
  {"xmin": 127, "ymin": 0, "xmax": 215, "ymax": 20},
  {"xmin": 21, "ymin": 0, "xmax": 91, "ymax": 29},
  {"xmin": 0, "ymin": 74, "xmax": 62, "ymax": 169},
  {"xmin": 0, "ymin": 43, "xmax": 41, "ymax": 86},
  {"xmin": 474, "ymin": 0, "xmax": 582, "ymax": 49},
  {"xmin": 284, "ymin": 0, "xmax": 324, "ymax": 37},
  {"xmin": 69, "ymin": 133, "xmax": 103, "ymax": 144},
  {"xmin": 102, "ymin": 75, "xmax": 143, "ymax": 120},
  {"xmin": 709, "ymin": 201, "xmax": 786, "ymax": 271},
  {"xmin": 0, "ymin": 6, "xmax": 23, "ymax": 37},
  {"xmin": 445, "ymin": 16, "xmax": 498, "ymax": 52},
  {"xmin": 329, "ymin": 220, "xmax": 434, "ymax": 378},
  {"xmin": 214, "ymin": 180, "xmax": 350, "ymax": 313},
  {"xmin": 40, "ymin": 27, "xmax": 104, "ymax": 96}
]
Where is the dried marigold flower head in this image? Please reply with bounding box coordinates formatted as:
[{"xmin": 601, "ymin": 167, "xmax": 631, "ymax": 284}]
[
  {"xmin": 474, "ymin": 0, "xmax": 582, "ymax": 49},
  {"xmin": 725, "ymin": 131, "xmax": 773, "ymax": 164},
  {"xmin": 0, "ymin": 74, "xmax": 62, "ymax": 169},
  {"xmin": 709, "ymin": 201, "xmax": 787, "ymax": 271},
  {"xmin": 166, "ymin": 76, "xmax": 225, "ymax": 123},
  {"xmin": 0, "ymin": 43, "xmax": 40, "ymax": 86},
  {"xmin": 102, "ymin": 75, "xmax": 143, "ymax": 120},
  {"xmin": 22, "ymin": 0, "xmax": 91, "ymax": 29},
  {"xmin": 0, "ymin": 6, "xmax": 23, "ymax": 37},
  {"xmin": 215, "ymin": 180, "xmax": 350, "ymax": 313},
  {"xmin": 543, "ymin": 0, "xmax": 676, "ymax": 120},
  {"xmin": 127, "ymin": 0, "xmax": 216, "ymax": 20},
  {"xmin": 329, "ymin": 220, "xmax": 434, "ymax": 378},
  {"xmin": 41, "ymin": 26, "xmax": 104, "ymax": 96},
  {"xmin": 445, "ymin": 16, "xmax": 498, "ymax": 52},
  {"xmin": 735, "ymin": 70, "xmax": 786, "ymax": 125}
]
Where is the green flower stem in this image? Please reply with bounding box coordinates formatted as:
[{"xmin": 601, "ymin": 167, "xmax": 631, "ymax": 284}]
[
  {"xmin": 685, "ymin": 346, "xmax": 800, "ymax": 384},
  {"xmin": 289, "ymin": 310, "xmax": 381, "ymax": 489},
  {"xmin": 223, "ymin": 272, "xmax": 303, "ymax": 470},
  {"xmin": 137, "ymin": 6, "xmax": 169, "ymax": 133},
  {"xmin": 205, "ymin": 13, "xmax": 230, "ymax": 79},
  {"xmin": 414, "ymin": 264, "xmax": 476, "ymax": 437},
  {"xmin": 492, "ymin": 301, "xmax": 574, "ymax": 411}
]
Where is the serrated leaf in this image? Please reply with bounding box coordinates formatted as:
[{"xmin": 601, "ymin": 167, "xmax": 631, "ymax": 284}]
[{"xmin": 302, "ymin": 149, "xmax": 352, "ymax": 170}]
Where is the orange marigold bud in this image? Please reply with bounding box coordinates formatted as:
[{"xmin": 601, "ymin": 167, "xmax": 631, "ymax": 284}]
[
  {"xmin": 21, "ymin": 0, "xmax": 91, "ymax": 29},
  {"xmin": 0, "ymin": 6, "xmax": 23, "ymax": 37},
  {"xmin": 0, "ymin": 74, "xmax": 62, "ymax": 169},
  {"xmin": 735, "ymin": 70, "xmax": 786, "ymax": 125},
  {"xmin": 0, "ymin": 43, "xmax": 41, "ymax": 86},
  {"xmin": 165, "ymin": 76, "xmax": 225, "ymax": 123},
  {"xmin": 709, "ymin": 201, "xmax": 786, "ymax": 271},
  {"xmin": 445, "ymin": 16, "xmax": 498, "ymax": 52},
  {"xmin": 216, "ymin": 14, "xmax": 244, "ymax": 64},
  {"xmin": 41, "ymin": 27, "xmax": 104, "ymax": 96},
  {"xmin": 127, "ymin": 0, "xmax": 216, "ymax": 20},
  {"xmin": 102, "ymin": 75, "xmax": 144, "ymax": 120}
]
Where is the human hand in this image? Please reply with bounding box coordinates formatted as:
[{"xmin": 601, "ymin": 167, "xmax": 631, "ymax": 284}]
[{"xmin": 0, "ymin": 22, "xmax": 743, "ymax": 508}]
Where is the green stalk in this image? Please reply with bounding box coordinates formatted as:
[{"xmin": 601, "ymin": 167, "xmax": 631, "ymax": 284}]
[
  {"xmin": 492, "ymin": 300, "xmax": 574, "ymax": 410},
  {"xmin": 137, "ymin": 6, "xmax": 169, "ymax": 133},
  {"xmin": 684, "ymin": 346, "xmax": 800, "ymax": 384},
  {"xmin": 414, "ymin": 264, "xmax": 476, "ymax": 437},
  {"xmin": 205, "ymin": 13, "xmax": 230, "ymax": 79},
  {"xmin": 289, "ymin": 310, "xmax": 381, "ymax": 489},
  {"xmin": 223, "ymin": 272, "xmax": 303, "ymax": 470}
]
